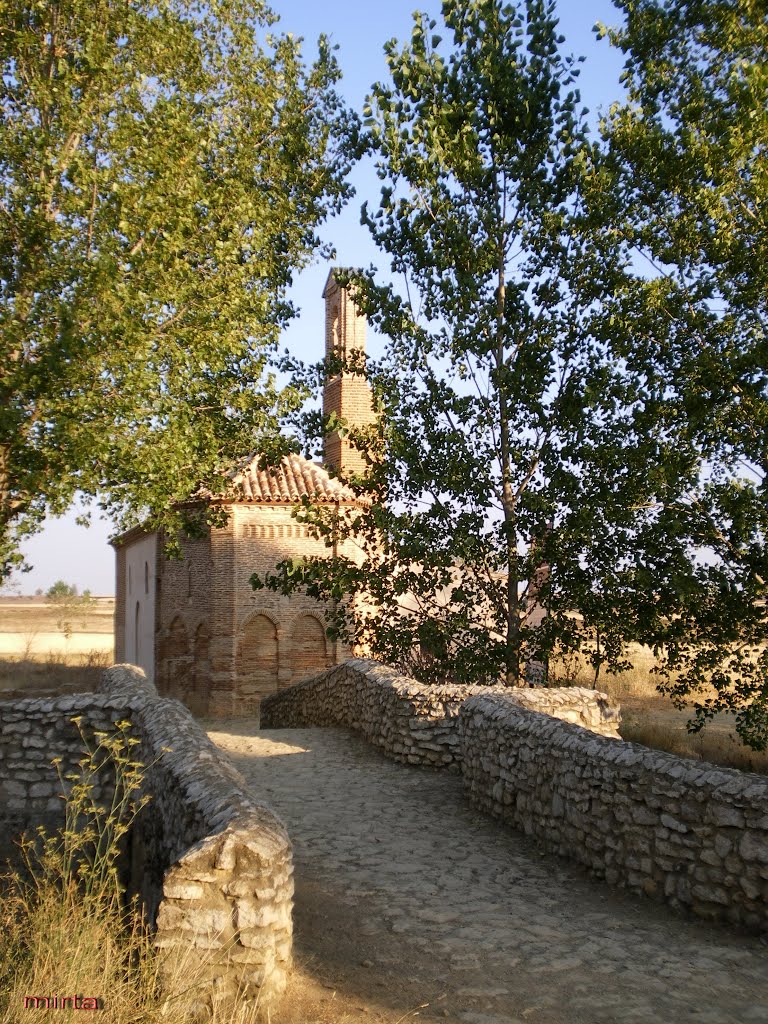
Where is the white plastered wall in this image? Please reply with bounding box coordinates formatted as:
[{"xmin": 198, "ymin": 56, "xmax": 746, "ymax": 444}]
[{"xmin": 122, "ymin": 533, "xmax": 157, "ymax": 681}]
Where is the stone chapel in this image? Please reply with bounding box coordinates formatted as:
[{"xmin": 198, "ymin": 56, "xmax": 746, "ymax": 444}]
[{"xmin": 112, "ymin": 269, "xmax": 376, "ymax": 716}]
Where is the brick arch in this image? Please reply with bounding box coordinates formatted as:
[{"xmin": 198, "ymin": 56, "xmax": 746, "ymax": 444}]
[
  {"xmin": 160, "ymin": 616, "xmax": 189, "ymax": 699},
  {"xmin": 190, "ymin": 621, "xmax": 211, "ymax": 716},
  {"xmin": 289, "ymin": 614, "xmax": 327, "ymax": 686},
  {"xmin": 167, "ymin": 616, "xmax": 188, "ymax": 655},
  {"xmin": 237, "ymin": 613, "xmax": 279, "ymax": 703}
]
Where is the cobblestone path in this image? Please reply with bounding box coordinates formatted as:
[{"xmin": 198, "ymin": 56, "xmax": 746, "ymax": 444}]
[{"xmin": 206, "ymin": 724, "xmax": 768, "ymax": 1024}]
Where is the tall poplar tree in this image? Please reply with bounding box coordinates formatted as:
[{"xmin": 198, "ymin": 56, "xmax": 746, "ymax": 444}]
[
  {"xmin": 259, "ymin": 0, "xmax": 768, "ymax": 748},
  {"xmin": 259, "ymin": 0, "xmax": 667, "ymax": 690},
  {"xmin": 0, "ymin": 0, "xmax": 352, "ymax": 577},
  {"xmin": 593, "ymin": 0, "xmax": 768, "ymax": 746}
]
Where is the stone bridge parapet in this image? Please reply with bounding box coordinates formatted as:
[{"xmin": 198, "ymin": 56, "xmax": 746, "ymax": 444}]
[
  {"xmin": 260, "ymin": 658, "xmax": 621, "ymax": 767},
  {"xmin": 262, "ymin": 658, "xmax": 767, "ymax": 931},
  {"xmin": 0, "ymin": 665, "xmax": 292, "ymax": 1015},
  {"xmin": 460, "ymin": 692, "xmax": 768, "ymax": 930}
]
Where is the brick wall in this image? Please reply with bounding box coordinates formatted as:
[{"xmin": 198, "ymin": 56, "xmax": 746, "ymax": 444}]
[
  {"xmin": 156, "ymin": 533, "xmax": 213, "ymax": 715},
  {"xmin": 322, "ymin": 271, "xmax": 376, "ymax": 478},
  {"xmin": 210, "ymin": 502, "xmax": 355, "ymax": 715},
  {"xmin": 150, "ymin": 505, "xmax": 357, "ymax": 718}
]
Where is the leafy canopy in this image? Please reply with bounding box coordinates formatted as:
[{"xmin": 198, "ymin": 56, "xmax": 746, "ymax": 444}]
[
  {"xmin": 0, "ymin": 0, "xmax": 352, "ymax": 577},
  {"xmin": 46, "ymin": 580, "xmax": 79, "ymax": 600},
  {"xmin": 259, "ymin": 0, "xmax": 768, "ymax": 749},
  {"xmin": 258, "ymin": 0, "xmax": 671, "ymax": 690},
  {"xmin": 594, "ymin": 0, "xmax": 768, "ymax": 746},
  {"xmin": 46, "ymin": 579, "xmax": 94, "ymax": 637}
]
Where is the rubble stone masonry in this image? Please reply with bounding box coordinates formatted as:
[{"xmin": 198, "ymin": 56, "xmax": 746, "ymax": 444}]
[
  {"xmin": 0, "ymin": 666, "xmax": 292, "ymax": 1014},
  {"xmin": 460, "ymin": 692, "xmax": 768, "ymax": 930},
  {"xmin": 260, "ymin": 659, "xmax": 622, "ymax": 765},
  {"xmin": 262, "ymin": 659, "xmax": 768, "ymax": 931}
]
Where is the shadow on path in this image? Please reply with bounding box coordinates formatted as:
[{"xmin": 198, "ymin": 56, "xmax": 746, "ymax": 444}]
[{"xmin": 205, "ymin": 724, "xmax": 768, "ymax": 1024}]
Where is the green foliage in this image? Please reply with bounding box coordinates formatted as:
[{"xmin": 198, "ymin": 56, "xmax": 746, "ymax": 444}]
[
  {"xmin": 593, "ymin": 0, "xmax": 768, "ymax": 747},
  {"xmin": 260, "ymin": 0, "xmax": 661, "ymax": 689},
  {"xmin": 260, "ymin": 0, "xmax": 768, "ymax": 749},
  {"xmin": 46, "ymin": 579, "xmax": 78, "ymax": 600},
  {"xmin": 45, "ymin": 579, "xmax": 95, "ymax": 638},
  {"xmin": 0, "ymin": 0, "xmax": 353, "ymax": 578}
]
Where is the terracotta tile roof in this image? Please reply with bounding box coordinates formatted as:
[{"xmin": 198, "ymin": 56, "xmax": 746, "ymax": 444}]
[{"xmin": 231, "ymin": 452, "xmax": 357, "ymax": 504}]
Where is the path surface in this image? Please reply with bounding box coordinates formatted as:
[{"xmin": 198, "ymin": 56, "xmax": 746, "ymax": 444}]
[{"xmin": 205, "ymin": 723, "xmax": 768, "ymax": 1024}]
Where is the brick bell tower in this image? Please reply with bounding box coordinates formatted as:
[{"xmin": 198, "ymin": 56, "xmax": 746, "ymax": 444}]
[{"xmin": 322, "ymin": 269, "xmax": 376, "ymax": 477}]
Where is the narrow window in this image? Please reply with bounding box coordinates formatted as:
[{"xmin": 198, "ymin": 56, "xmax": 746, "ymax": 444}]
[{"xmin": 134, "ymin": 601, "xmax": 141, "ymax": 664}]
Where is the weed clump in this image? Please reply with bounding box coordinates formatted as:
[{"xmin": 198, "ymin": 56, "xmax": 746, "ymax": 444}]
[
  {"xmin": 0, "ymin": 720, "xmax": 159, "ymax": 1023},
  {"xmin": 0, "ymin": 721, "xmax": 271, "ymax": 1023}
]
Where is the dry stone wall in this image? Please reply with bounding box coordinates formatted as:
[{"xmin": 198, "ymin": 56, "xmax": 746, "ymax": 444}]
[
  {"xmin": 0, "ymin": 692, "xmax": 130, "ymax": 854},
  {"xmin": 260, "ymin": 659, "xmax": 621, "ymax": 768},
  {"xmin": 101, "ymin": 663, "xmax": 159, "ymax": 699},
  {"xmin": 127, "ymin": 696, "xmax": 293, "ymax": 1012},
  {"xmin": 263, "ymin": 659, "xmax": 767, "ymax": 930},
  {"xmin": 460, "ymin": 692, "xmax": 768, "ymax": 930},
  {"xmin": 0, "ymin": 665, "xmax": 292, "ymax": 1013}
]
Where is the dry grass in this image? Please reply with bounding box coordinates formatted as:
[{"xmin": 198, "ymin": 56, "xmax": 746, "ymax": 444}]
[
  {"xmin": 618, "ymin": 699, "xmax": 768, "ymax": 775},
  {"xmin": 0, "ymin": 896, "xmax": 270, "ymax": 1024},
  {"xmin": 548, "ymin": 642, "xmax": 661, "ymax": 698},
  {"xmin": 0, "ymin": 878, "xmax": 159, "ymax": 1024},
  {"xmin": 0, "ymin": 723, "xmax": 158, "ymax": 1024},
  {"xmin": 0, "ymin": 599, "xmax": 113, "ymax": 696},
  {"xmin": 548, "ymin": 643, "xmax": 768, "ymax": 775},
  {"xmin": 0, "ymin": 654, "xmax": 108, "ymax": 698},
  {"xmin": 0, "ymin": 598, "xmax": 114, "ymax": 670},
  {"xmin": 0, "ymin": 723, "xmax": 269, "ymax": 1024}
]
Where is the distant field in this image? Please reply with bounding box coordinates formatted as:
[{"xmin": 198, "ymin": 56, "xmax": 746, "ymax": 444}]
[
  {"xmin": 551, "ymin": 643, "xmax": 768, "ymax": 775},
  {"xmin": 0, "ymin": 631, "xmax": 113, "ymax": 659},
  {"xmin": 0, "ymin": 598, "xmax": 115, "ymax": 690},
  {"xmin": 0, "ymin": 597, "xmax": 114, "ymax": 634}
]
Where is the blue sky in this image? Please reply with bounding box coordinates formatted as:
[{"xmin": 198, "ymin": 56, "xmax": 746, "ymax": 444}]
[{"xmin": 5, "ymin": 0, "xmax": 628, "ymax": 596}]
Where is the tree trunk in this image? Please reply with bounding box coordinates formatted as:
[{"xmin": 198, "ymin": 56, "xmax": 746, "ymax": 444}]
[{"xmin": 495, "ymin": 275, "xmax": 521, "ymax": 686}]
